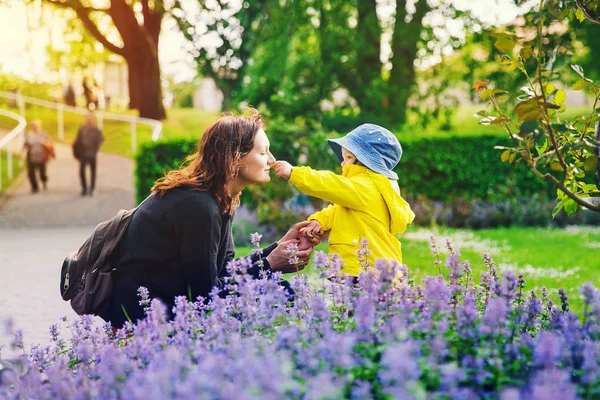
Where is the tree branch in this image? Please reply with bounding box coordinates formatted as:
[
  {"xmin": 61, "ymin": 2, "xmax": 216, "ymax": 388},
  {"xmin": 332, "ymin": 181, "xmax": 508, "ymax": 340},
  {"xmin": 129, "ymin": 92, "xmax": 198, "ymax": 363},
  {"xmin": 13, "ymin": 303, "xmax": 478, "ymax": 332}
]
[
  {"xmin": 43, "ymin": 0, "xmax": 125, "ymax": 56},
  {"xmin": 44, "ymin": 0, "xmax": 110, "ymax": 14},
  {"xmin": 575, "ymin": 0, "xmax": 600, "ymax": 24}
]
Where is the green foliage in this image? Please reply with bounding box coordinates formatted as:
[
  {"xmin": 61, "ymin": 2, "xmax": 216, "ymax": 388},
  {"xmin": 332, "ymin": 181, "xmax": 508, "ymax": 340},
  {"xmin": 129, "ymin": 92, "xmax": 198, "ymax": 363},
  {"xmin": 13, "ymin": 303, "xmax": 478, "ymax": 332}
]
[
  {"xmin": 169, "ymin": 81, "xmax": 198, "ymax": 109},
  {"xmin": 474, "ymin": 0, "xmax": 600, "ymax": 215},
  {"xmin": 0, "ymin": 151, "xmax": 23, "ymax": 193},
  {"xmin": 135, "ymin": 139, "xmax": 198, "ymax": 203},
  {"xmin": 398, "ymin": 135, "xmax": 550, "ymax": 201},
  {"xmin": 135, "ymin": 132, "xmax": 554, "ymax": 220}
]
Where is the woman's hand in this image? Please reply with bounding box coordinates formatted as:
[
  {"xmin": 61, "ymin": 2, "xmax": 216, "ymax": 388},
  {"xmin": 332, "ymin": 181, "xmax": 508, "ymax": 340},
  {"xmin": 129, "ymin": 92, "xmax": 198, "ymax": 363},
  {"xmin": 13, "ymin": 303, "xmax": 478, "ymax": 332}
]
[
  {"xmin": 266, "ymin": 239, "xmax": 313, "ymax": 273},
  {"xmin": 281, "ymin": 220, "xmax": 323, "ymax": 249},
  {"xmin": 272, "ymin": 160, "xmax": 293, "ymax": 180}
]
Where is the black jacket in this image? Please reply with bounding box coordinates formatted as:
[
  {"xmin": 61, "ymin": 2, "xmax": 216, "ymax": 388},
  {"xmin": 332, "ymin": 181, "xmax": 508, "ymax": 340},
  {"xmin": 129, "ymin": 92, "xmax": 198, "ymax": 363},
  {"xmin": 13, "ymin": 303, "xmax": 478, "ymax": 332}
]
[{"xmin": 98, "ymin": 188, "xmax": 277, "ymax": 327}]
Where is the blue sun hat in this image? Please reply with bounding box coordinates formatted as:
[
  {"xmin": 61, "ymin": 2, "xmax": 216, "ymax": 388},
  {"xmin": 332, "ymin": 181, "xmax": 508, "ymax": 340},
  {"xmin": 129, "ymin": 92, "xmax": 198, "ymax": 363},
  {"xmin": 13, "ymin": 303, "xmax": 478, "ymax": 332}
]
[{"xmin": 327, "ymin": 123, "xmax": 402, "ymax": 180}]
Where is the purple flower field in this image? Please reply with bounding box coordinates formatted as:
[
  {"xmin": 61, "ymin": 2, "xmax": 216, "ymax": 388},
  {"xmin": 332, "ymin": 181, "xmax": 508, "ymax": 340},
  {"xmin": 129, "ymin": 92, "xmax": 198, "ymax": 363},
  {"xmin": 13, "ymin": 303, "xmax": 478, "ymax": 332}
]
[{"xmin": 0, "ymin": 239, "xmax": 598, "ymax": 399}]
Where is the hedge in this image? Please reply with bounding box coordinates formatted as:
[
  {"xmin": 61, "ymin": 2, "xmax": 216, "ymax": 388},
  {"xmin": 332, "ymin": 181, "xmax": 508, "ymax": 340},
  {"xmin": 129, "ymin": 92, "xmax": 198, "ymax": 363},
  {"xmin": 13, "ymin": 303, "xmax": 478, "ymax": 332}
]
[
  {"xmin": 397, "ymin": 135, "xmax": 550, "ymax": 201},
  {"xmin": 135, "ymin": 134, "xmax": 553, "ymax": 204}
]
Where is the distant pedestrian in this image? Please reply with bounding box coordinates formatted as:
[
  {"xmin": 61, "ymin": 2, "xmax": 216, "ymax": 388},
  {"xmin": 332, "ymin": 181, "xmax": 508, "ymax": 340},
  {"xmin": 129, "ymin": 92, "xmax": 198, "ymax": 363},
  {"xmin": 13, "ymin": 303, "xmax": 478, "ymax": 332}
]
[
  {"xmin": 64, "ymin": 82, "xmax": 76, "ymax": 107},
  {"xmin": 21, "ymin": 120, "xmax": 54, "ymax": 194},
  {"xmin": 82, "ymin": 77, "xmax": 98, "ymax": 110},
  {"xmin": 73, "ymin": 112, "xmax": 104, "ymax": 196}
]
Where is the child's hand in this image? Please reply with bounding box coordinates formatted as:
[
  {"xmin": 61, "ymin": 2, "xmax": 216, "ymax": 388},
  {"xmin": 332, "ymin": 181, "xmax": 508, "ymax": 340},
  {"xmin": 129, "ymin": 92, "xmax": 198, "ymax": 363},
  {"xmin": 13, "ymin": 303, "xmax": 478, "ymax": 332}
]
[
  {"xmin": 272, "ymin": 160, "xmax": 293, "ymax": 180},
  {"xmin": 301, "ymin": 220, "xmax": 322, "ymax": 243}
]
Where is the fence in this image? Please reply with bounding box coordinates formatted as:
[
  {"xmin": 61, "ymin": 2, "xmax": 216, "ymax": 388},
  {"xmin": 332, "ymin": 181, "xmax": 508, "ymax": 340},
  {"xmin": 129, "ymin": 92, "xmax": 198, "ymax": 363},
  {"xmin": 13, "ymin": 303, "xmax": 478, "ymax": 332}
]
[
  {"xmin": 0, "ymin": 109, "xmax": 26, "ymax": 190},
  {"xmin": 0, "ymin": 90, "xmax": 162, "ymax": 154}
]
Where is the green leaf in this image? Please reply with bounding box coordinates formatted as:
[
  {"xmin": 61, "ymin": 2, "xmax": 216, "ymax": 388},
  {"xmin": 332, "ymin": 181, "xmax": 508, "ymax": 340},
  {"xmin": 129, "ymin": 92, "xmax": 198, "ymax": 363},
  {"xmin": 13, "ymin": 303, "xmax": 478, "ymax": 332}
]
[
  {"xmin": 564, "ymin": 199, "xmax": 578, "ymax": 215},
  {"xmin": 494, "ymin": 35, "xmax": 517, "ymax": 52},
  {"xmin": 551, "ymin": 124, "xmax": 568, "ymax": 132},
  {"xmin": 572, "ymin": 79, "xmax": 589, "ymax": 90},
  {"xmin": 509, "ymin": 152, "xmax": 517, "ymax": 163},
  {"xmin": 514, "ymin": 98, "xmax": 540, "ymax": 121},
  {"xmin": 575, "ymin": 8, "xmax": 586, "ymax": 23},
  {"xmin": 520, "ymin": 47, "xmax": 532, "ymax": 60},
  {"xmin": 473, "ymin": 110, "xmax": 489, "ymax": 118},
  {"xmin": 583, "ymin": 183, "xmax": 599, "ymax": 192},
  {"xmin": 552, "ymin": 198, "xmax": 566, "ymax": 218},
  {"xmin": 553, "ymin": 54, "xmax": 572, "ymax": 71},
  {"xmin": 501, "ymin": 149, "xmax": 511, "ymax": 162},
  {"xmin": 553, "ymin": 90, "xmax": 567, "ymax": 105},
  {"xmin": 584, "ymin": 156, "xmax": 599, "ymax": 172},
  {"xmin": 520, "ymin": 120, "xmax": 538, "ymax": 133},
  {"xmin": 479, "ymin": 88, "xmax": 493, "ymax": 100}
]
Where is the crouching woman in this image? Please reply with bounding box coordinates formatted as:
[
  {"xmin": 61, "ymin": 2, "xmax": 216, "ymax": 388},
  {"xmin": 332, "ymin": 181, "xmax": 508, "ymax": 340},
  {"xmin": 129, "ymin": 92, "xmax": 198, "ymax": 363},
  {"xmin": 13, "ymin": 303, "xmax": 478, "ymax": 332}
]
[{"xmin": 98, "ymin": 110, "xmax": 314, "ymax": 329}]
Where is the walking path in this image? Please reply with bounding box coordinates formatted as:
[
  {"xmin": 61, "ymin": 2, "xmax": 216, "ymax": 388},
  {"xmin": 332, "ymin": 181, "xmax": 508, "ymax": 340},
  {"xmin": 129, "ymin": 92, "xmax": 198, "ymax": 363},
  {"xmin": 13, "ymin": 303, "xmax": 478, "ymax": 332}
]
[{"xmin": 0, "ymin": 131, "xmax": 135, "ymax": 352}]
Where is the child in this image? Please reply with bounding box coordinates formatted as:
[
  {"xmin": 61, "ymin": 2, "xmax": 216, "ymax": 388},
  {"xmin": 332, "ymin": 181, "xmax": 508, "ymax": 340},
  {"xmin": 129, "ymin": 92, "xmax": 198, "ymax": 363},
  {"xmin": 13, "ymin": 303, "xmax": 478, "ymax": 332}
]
[{"xmin": 272, "ymin": 123, "xmax": 415, "ymax": 278}]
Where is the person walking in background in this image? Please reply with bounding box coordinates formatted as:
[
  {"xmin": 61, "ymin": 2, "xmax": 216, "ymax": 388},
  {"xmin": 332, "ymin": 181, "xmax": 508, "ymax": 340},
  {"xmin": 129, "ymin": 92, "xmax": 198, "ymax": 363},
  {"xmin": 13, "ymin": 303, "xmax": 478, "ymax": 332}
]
[
  {"xmin": 73, "ymin": 112, "xmax": 104, "ymax": 196},
  {"xmin": 82, "ymin": 76, "xmax": 98, "ymax": 110},
  {"xmin": 21, "ymin": 120, "xmax": 54, "ymax": 194},
  {"xmin": 64, "ymin": 81, "xmax": 76, "ymax": 107}
]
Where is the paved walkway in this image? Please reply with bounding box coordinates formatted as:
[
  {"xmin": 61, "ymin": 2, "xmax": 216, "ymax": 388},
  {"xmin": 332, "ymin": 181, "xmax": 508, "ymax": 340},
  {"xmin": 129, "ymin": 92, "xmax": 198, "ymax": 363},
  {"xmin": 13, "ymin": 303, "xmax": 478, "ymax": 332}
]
[{"xmin": 0, "ymin": 131, "xmax": 135, "ymax": 352}]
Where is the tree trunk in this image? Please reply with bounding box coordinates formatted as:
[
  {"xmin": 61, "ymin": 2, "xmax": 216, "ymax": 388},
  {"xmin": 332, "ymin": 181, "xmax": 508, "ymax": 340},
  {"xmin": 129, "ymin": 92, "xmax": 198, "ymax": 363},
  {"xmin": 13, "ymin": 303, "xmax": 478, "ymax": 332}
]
[
  {"xmin": 222, "ymin": 89, "xmax": 232, "ymax": 111},
  {"xmin": 387, "ymin": 0, "xmax": 430, "ymax": 126},
  {"xmin": 123, "ymin": 37, "xmax": 165, "ymax": 120},
  {"xmin": 128, "ymin": 62, "xmax": 140, "ymax": 111}
]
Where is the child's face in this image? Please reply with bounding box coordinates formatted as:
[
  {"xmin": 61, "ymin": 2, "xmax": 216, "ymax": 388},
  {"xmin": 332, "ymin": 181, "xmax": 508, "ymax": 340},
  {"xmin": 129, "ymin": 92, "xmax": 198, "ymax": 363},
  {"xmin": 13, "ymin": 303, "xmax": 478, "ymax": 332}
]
[{"xmin": 341, "ymin": 148, "xmax": 357, "ymax": 166}]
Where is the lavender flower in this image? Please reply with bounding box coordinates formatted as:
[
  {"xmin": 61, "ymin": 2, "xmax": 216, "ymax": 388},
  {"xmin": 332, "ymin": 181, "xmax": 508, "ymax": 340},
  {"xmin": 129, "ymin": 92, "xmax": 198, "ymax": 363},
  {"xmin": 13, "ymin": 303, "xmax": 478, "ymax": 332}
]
[
  {"xmin": 250, "ymin": 232, "xmax": 262, "ymax": 247},
  {"xmin": 286, "ymin": 242, "xmax": 300, "ymax": 267},
  {"xmin": 1, "ymin": 247, "xmax": 598, "ymax": 399}
]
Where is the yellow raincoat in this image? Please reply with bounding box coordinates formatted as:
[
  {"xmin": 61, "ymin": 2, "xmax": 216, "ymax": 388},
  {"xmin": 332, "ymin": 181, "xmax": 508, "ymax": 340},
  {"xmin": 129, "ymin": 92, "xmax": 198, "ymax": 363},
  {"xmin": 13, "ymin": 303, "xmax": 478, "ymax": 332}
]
[{"xmin": 289, "ymin": 163, "xmax": 415, "ymax": 276}]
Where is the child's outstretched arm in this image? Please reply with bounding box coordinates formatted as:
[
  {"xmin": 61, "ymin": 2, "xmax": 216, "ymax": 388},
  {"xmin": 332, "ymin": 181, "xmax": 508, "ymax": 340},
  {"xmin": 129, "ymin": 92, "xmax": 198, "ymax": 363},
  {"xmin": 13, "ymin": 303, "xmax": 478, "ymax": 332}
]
[
  {"xmin": 273, "ymin": 161, "xmax": 293, "ymax": 180},
  {"xmin": 288, "ymin": 166, "xmax": 369, "ymax": 210}
]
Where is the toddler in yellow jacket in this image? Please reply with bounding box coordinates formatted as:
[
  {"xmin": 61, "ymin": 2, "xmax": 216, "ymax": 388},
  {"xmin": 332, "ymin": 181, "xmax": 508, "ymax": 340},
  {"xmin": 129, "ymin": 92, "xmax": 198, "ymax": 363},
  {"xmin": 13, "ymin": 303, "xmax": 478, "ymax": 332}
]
[{"xmin": 273, "ymin": 123, "xmax": 415, "ymax": 277}]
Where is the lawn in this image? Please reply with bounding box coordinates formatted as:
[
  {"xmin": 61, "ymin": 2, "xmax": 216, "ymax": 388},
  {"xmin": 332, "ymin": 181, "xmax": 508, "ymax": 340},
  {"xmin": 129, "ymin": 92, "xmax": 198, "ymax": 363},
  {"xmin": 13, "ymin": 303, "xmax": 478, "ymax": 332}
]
[
  {"xmin": 0, "ymin": 151, "xmax": 22, "ymax": 193},
  {"xmin": 237, "ymin": 225, "xmax": 600, "ymax": 315}
]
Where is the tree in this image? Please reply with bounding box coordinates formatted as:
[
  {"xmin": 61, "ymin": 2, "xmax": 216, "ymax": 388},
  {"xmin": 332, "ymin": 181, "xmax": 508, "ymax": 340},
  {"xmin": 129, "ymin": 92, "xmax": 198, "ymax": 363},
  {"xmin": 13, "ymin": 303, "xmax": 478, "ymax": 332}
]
[
  {"xmin": 42, "ymin": 0, "xmax": 166, "ymax": 119},
  {"xmin": 474, "ymin": 0, "xmax": 600, "ymax": 215},
  {"xmin": 169, "ymin": 0, "xmax": 266, "ymax": 111},
  {"xmin": 44, "ymin": 8, "xmax": 110, "ymax": 78},
  {"xmin": 172, "ymin": 0, "xmax": 478, "ymax": 127}
]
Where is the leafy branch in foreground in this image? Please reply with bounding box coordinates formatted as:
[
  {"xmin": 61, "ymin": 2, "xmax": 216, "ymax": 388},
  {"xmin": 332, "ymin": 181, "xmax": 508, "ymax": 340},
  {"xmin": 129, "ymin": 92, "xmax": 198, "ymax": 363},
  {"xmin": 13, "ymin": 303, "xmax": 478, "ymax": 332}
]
[{"xmin": 474, "ymin": 1, "xmax": 600, "ymax": 216}]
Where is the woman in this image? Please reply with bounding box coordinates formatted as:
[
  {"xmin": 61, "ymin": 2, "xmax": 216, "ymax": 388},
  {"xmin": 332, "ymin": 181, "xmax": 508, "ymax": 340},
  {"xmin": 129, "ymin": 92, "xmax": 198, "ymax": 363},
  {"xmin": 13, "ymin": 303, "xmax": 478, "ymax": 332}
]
[
  {"xmin": 21, "ymin": 120, "xmax": 54, "ymax": 193},
  {"xmin": 98, "ymin": 110, "xmax": 315, "ymax": 328}
]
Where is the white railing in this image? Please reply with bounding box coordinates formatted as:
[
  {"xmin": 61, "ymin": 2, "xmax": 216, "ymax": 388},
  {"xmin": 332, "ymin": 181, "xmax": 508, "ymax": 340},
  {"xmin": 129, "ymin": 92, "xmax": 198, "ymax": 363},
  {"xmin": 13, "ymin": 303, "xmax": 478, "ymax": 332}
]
[
  {"xmin": 0, "ymin": 109, "xmax": 26, "ymax": 190},
  {"xmin": 0, "ymin": 90, "xmax": 162, "ymax": 153}
]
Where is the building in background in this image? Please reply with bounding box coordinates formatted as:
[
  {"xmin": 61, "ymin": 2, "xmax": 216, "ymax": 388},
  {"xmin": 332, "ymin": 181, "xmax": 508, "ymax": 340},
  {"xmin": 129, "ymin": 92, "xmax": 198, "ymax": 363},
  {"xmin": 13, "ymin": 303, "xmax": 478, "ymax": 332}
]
[{"xmin": 192, "ymin": 78, "xmax": 223, "ymax": 112}]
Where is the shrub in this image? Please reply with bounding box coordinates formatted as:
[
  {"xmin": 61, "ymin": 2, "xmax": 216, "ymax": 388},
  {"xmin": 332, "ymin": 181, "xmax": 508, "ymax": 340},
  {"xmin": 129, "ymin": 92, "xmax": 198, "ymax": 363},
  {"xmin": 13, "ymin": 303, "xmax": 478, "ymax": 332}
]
[
  {"xmin": 397, "ymin": 135, "xmax": 552, "ymax": 201},
  {"xmin": 135, "ymin": 139, "xmax": 198, "ymax": 203},
  {"xmin": 1, "ymin": 239, "xmax": 599, "ymax": 399}
]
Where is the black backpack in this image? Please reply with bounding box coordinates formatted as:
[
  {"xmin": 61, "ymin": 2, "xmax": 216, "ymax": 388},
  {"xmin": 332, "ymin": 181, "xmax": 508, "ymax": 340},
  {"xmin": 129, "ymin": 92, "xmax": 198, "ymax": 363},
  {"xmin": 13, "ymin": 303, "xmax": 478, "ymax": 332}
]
[{"xmin": 59, "ymin": 197, "xmax": 149, "ymax": 315}]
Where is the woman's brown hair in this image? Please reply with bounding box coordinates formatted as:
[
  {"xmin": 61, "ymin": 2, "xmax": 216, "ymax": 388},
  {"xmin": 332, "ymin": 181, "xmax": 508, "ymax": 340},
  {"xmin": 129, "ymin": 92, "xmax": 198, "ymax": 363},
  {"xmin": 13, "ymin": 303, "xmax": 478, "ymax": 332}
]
[{"xmin": 152, "ymin": 109, "xmax": 264, "ymax": 213}]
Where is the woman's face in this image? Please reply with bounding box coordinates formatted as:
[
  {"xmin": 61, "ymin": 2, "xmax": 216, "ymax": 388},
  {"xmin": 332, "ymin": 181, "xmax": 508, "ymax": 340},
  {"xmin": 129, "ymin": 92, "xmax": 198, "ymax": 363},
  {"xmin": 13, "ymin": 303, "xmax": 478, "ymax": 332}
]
[
  {"xmin": 341, "ymin": 147, "xmax": 357, "ymax": 166},
  {"xmin": 238, "ymin": 128, "xmax": 275, "ymax": 184}
]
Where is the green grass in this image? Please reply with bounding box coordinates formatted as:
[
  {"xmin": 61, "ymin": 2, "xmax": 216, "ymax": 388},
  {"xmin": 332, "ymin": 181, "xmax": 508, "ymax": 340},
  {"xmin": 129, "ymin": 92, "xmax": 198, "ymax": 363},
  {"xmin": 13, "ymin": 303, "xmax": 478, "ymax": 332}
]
[
  {"xmin": 398, "ymin": 105, "xmax": 592, "ymax": 142},
  {"xmin": 0, "ymin": 103, "xmax": 218, "ymax": 158},
  {"xmin": 237, "ymin": 225, "xmax": 600, "ymax": 314},
  {"xmin": 0, "ymin": 151, "xmax": 22, "ymax": 193},
  {"xmin": 160, "ymin": 108, "xmax": 219, "ymax": 141}
]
